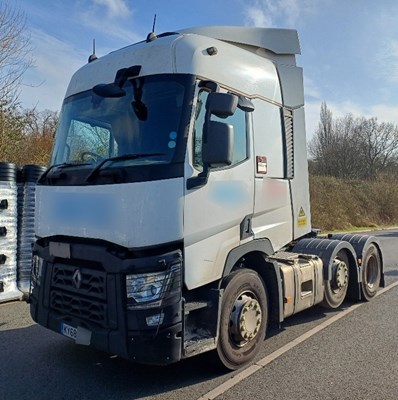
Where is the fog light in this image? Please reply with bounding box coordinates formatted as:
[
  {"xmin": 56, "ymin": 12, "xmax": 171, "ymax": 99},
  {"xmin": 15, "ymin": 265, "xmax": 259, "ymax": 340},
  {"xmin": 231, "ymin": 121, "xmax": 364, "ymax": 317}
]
[{"xmin": 146, "ymin": 313, "xmax": 164, "ymax": 327}]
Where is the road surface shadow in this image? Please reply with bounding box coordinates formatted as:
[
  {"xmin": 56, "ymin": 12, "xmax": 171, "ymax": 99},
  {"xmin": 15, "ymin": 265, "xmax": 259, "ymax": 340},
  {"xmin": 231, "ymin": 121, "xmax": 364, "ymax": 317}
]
[
  {"xmin": 373, "ymin": 231, "xmax": 398, "ymax": 238},
  {"xmin": 0, "ymin": 303, "xmax": 346, "ymax": 400},
  {"xmin": 0, "ymin": 323, "xmax": 227, "ymax": 400},
  {"xmin": 0, "ymin": 297, "xmax": 366, "ymax": 400}
]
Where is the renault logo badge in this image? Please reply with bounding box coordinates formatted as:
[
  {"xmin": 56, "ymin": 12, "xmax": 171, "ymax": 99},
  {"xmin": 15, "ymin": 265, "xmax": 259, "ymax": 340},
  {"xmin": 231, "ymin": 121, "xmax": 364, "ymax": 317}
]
[{"xmin": 72, "ymin": 269, "xmax": 82, "ymax": 289}]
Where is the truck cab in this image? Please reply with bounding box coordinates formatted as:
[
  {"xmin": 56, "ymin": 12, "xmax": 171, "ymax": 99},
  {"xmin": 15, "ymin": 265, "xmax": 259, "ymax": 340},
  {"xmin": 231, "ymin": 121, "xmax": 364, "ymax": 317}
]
[{"xmin": 29, "ymin": 26, "xmax": 383, "ymax": 370}]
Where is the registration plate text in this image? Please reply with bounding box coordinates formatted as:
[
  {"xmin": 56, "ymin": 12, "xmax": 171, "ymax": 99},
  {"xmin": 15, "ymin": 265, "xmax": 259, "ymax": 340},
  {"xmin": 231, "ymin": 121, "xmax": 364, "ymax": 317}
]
[{"xmin": 61, "ymin": 323, "xmax": 77, "ymax": 340}]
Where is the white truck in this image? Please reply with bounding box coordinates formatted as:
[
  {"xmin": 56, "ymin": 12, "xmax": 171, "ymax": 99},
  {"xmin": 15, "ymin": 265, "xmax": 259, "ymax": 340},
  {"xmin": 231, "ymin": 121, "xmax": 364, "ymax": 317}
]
[{"xmin": 29, "ymin": 26, "xmax": 384, "ymax": 370}]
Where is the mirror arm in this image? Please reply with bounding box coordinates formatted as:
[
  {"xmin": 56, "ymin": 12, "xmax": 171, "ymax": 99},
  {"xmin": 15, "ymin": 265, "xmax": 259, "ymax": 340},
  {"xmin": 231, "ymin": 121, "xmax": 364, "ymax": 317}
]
[{"xmin": 186, "ymin": 164, "xmax": 209, "ymax": 190}]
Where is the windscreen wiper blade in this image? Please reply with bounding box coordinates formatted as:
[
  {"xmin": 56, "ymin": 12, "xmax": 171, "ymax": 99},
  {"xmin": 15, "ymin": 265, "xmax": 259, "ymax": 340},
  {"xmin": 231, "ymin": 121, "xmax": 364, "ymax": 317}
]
[
  {"xmin": 85, "ymin": 153, "xmax": 165, "ymax": 182},
  {"xmin": 39, "ymin": 162, "xmax": 93, "ymax": 183}
]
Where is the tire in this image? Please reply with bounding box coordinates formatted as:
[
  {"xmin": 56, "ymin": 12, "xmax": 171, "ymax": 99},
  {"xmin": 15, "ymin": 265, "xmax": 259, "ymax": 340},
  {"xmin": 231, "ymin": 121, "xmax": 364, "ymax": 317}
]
[
  {"xmin": 321, "ymin": 251, "xmax": 350, "ymax": 309},
  {"xmin": 361, "ymin": 244, "xmax": 381, "ymax": 301},
  {"xmin": 216, "ymin": 269, "xmax": 268, "ymax": 370}
]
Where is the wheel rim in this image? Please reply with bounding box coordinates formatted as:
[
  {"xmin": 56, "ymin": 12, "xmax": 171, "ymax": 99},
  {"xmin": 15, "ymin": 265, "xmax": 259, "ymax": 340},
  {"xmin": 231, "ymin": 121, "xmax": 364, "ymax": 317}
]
[
  {"xmin": 229, "ymin": 291, "xmax": 262, "ymax": 347},
  {"xmin": 331, "ymin": 258, "xmax": 349, "ymax": 293}
]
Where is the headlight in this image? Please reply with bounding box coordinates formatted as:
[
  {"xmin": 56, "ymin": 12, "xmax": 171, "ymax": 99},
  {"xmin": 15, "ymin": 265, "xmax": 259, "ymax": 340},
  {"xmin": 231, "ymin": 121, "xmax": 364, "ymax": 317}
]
[{"xmin": 126, "ymin": 264, "xmax": 181, "ymax": 309}]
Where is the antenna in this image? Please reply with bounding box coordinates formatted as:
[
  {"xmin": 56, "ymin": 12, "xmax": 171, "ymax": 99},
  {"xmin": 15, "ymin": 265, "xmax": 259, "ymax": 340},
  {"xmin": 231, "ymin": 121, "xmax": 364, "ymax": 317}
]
[
  {"xmin": 88, "ymin": 38, "xmax": 98, "ymax": 63},
  {"xmin": 146, "ymin": 14, "xmax": 158, "ymax": 42}
]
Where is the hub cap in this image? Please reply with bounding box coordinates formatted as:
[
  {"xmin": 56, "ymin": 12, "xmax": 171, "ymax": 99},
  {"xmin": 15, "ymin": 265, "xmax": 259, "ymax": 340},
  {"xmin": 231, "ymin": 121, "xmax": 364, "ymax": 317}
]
[
  {"xmin": 230, "ymin": 293, "xmax": 262, "ymax": 346},
  {"xmin": 332, "ymin": 259, "xmax": 349, "ymax": 291}
]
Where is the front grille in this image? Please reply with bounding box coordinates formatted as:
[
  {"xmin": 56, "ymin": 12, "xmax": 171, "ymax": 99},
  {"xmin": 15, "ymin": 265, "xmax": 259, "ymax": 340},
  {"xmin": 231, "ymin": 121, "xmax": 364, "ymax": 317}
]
[
  {"xmin": 50, "ymin": 263, "xmax": 109, "ymax": 327},
  {"xmin": 51, "ymin": 290, "xmax": 107, "ymax": 325},
  {"xmin": 52, "ymin": 264, "xmax": 106, "ymax": 299}
]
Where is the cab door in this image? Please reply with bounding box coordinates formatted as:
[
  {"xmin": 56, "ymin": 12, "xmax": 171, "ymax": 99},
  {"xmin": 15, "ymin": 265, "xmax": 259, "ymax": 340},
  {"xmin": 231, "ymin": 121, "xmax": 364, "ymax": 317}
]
[{"xmin": 183, "ymin": 89, "xmax": 254, "ymax": 289}]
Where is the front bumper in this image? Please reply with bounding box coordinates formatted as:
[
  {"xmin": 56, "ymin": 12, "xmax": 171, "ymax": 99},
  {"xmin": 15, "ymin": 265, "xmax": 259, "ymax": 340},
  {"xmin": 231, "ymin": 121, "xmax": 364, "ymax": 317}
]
[
  {"xmin": 30, "ymin": 297, "xmax": 183, "ymax": 364},
  {"xmin": 29, "ymin": 238, "xmax": 183, "ymax": 365}
]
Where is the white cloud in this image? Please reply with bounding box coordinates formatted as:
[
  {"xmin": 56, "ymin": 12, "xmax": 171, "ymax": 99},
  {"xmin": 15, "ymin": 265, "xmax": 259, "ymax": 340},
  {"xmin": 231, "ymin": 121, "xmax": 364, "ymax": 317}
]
[
  {"xmin": 303, "ymin": 76, "xmax": 321, "ymax": 99},
  {"xmin": 78, "ymin": 11, "xmax": 141, "ymax": 48},
  {"xmin": 77, "ymin": 0, "xmax": 140, "ymax": 46},
  {"xmin": 326, "ymin": 101, "xmax": 398, "ymax": 126},
  {"xmin": 20, "ymin": 29, "xmax": 86, "ymax": 110},
  {"xmin": 244, "ymin": 5, "xmax": 273, "ymax": 27},
  {"xmin": 369, "ymin": 7, "xmax": 398, "ymax": 86},
  {"xmin": 92, "ymin": 0, "xmax": 130, "ymax": 18},
  {"xmin": 367, "ymin": 104, "xmax": 398, "ymax": 125},
  {"xmin": 243, "ymin": 0, "xmax": 316, "ymax": 28},
  {"xmin": 304, "ymin": 100, "xmax": 322, "ymax": 141},
  {"xmin": 378, "ymin": 40, "xmax": 398, "ymax": 84}
]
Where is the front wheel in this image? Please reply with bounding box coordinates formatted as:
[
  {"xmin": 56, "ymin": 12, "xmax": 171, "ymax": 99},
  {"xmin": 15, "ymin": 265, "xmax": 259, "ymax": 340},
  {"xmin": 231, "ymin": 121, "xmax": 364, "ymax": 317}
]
[{"xmin": 216, "ymin": 269, "xmax": 268, "ymax": 370}]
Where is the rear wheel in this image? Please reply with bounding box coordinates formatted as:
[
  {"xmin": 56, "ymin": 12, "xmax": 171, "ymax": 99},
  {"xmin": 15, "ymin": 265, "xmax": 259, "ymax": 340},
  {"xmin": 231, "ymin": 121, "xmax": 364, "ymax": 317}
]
[
  {"xmin": 321, "ymin": 251, "xmax": 350, "ymax": 308},
  {"xmin": 216, "ymin": 269, "xmax": 268, "ymax": 370},
  {"xmin": 361, "ymin": 244, "xmax": 381, "ymax": 300}
]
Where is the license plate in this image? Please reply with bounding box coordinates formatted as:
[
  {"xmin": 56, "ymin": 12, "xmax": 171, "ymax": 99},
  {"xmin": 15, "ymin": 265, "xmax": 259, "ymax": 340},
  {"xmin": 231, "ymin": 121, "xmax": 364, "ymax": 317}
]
[{"xmin": 61, "ymin": 323, "xmax": 77, "ymax": 340}]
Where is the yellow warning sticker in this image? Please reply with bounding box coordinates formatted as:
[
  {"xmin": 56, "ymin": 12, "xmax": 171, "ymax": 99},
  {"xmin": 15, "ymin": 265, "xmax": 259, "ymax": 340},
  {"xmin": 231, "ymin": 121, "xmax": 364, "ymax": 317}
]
[{"xmin": 298, "ymin": 207, "xmax": 307, "ymax": 227}]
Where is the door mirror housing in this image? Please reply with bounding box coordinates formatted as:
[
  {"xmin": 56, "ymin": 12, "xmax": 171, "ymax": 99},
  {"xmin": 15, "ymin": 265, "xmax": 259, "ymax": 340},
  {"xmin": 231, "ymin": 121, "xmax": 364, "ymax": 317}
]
[
  {"xmin": 206, "ymin": 92, "xmax": 238, "ymax": 117},
  {"xmin": 203, "ymin": 121, "xmax": 234, "ymax": 167}
]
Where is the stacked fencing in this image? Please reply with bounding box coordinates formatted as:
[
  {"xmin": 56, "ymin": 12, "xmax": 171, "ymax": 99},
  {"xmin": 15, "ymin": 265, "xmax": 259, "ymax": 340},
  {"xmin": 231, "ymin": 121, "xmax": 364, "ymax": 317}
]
[
  {"xmin": 0, "ymin": 163, "xmax": 19, "ymax": 302},
  {"xmin": 0, "ymin": 162, "xmax": 45, "ymax": 302}
]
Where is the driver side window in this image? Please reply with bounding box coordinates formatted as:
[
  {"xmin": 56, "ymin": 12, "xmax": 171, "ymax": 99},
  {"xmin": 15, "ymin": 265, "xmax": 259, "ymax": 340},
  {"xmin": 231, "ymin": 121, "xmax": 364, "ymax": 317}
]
[{"xmin": 193, "ymin": 90, "xmax": 247, "ymax": 171}]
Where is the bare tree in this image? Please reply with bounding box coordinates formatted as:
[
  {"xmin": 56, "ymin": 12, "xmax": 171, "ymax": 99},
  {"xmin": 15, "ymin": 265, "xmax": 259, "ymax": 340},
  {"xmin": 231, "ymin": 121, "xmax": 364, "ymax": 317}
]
[
  {"xmin": 0, "ymin": 1, "xmax": 32, "ymax": 107},
  {"xmin": 0, "ymin": 107, "xmax": 57, "ymax": 165},
  {"xmin": 331, "ymin": 113, "xmax": 363, "ymax": 179},
  {"xmin": 309, "ymin": 103, "xmax": 398, "ymax": 180},
  {"xmin": 20, "ymin": 109, "xmax": 58, "ymax": 165},
  {"xmin": 23, "ymin": 108, "xmax": 58, "ymax": 137},
  {"xmin": 309, "ymin": 102, "xmax": 340, "ymax": 176},
  {"xmin": 0, "ymin": 1, "xmax": 33, "ymax": 163},
  {"xmin": 0, "ymin": 102, "xmax": 25, "ymax": 161},
  {"xmin": 356, "ymin": 117, "xmax": 398, "ymax": 179}
]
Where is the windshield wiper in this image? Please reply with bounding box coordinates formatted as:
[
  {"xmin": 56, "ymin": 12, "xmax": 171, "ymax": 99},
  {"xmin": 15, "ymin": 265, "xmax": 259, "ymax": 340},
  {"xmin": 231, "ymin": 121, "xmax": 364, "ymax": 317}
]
[
  {"xmin": 85, "ymin": 153, "xmax": 165, "ymax": 182},
  {"xmin": 39, "ymin": 162, "xmax": 93, "ymax": 183}
]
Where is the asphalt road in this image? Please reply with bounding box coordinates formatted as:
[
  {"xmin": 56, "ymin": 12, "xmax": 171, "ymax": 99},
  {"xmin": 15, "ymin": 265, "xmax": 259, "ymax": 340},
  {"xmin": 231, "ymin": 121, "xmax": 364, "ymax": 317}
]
[{"xmin": 1, "ymin": 230, "xmax": 397, "ymax": 400}]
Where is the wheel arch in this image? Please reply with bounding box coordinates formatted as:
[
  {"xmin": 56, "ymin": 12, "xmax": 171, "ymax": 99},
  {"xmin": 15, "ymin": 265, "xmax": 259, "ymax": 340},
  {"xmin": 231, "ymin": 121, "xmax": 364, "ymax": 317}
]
[{"xmin": 329, "ymin": 233, "xmax": 385, "ymax": 288}]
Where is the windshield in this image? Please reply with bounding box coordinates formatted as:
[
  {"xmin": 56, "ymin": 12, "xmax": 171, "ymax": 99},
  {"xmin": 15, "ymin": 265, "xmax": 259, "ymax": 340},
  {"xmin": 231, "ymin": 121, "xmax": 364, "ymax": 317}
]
[{"xmin": 50, "ymin": 74, "xmax": 194, "ymax": 183}]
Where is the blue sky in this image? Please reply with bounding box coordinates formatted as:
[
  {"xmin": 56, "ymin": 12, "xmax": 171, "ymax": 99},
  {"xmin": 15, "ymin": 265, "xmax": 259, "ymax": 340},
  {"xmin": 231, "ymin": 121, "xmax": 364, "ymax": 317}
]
[{"xmin": 18, "ymin": 0, "xmax": 398, "ymax": 139}]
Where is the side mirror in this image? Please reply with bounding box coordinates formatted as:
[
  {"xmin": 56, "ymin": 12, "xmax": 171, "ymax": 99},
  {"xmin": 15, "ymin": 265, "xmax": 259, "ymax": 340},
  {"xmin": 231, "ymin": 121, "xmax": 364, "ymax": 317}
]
[
  {"xmin": 203, "ymin": 121, "xmax": 234, "ymax": 167},
  {"xmin": 206, "ymin": 92, "xmax": 238, "ymax": 117},
  {"xmin": 92, "ymin": 65, "xmax": 141, "ymax": 98},
  {"xmin": 186, "ymin": 92, "xmax": 238, "ymax": 190}
]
